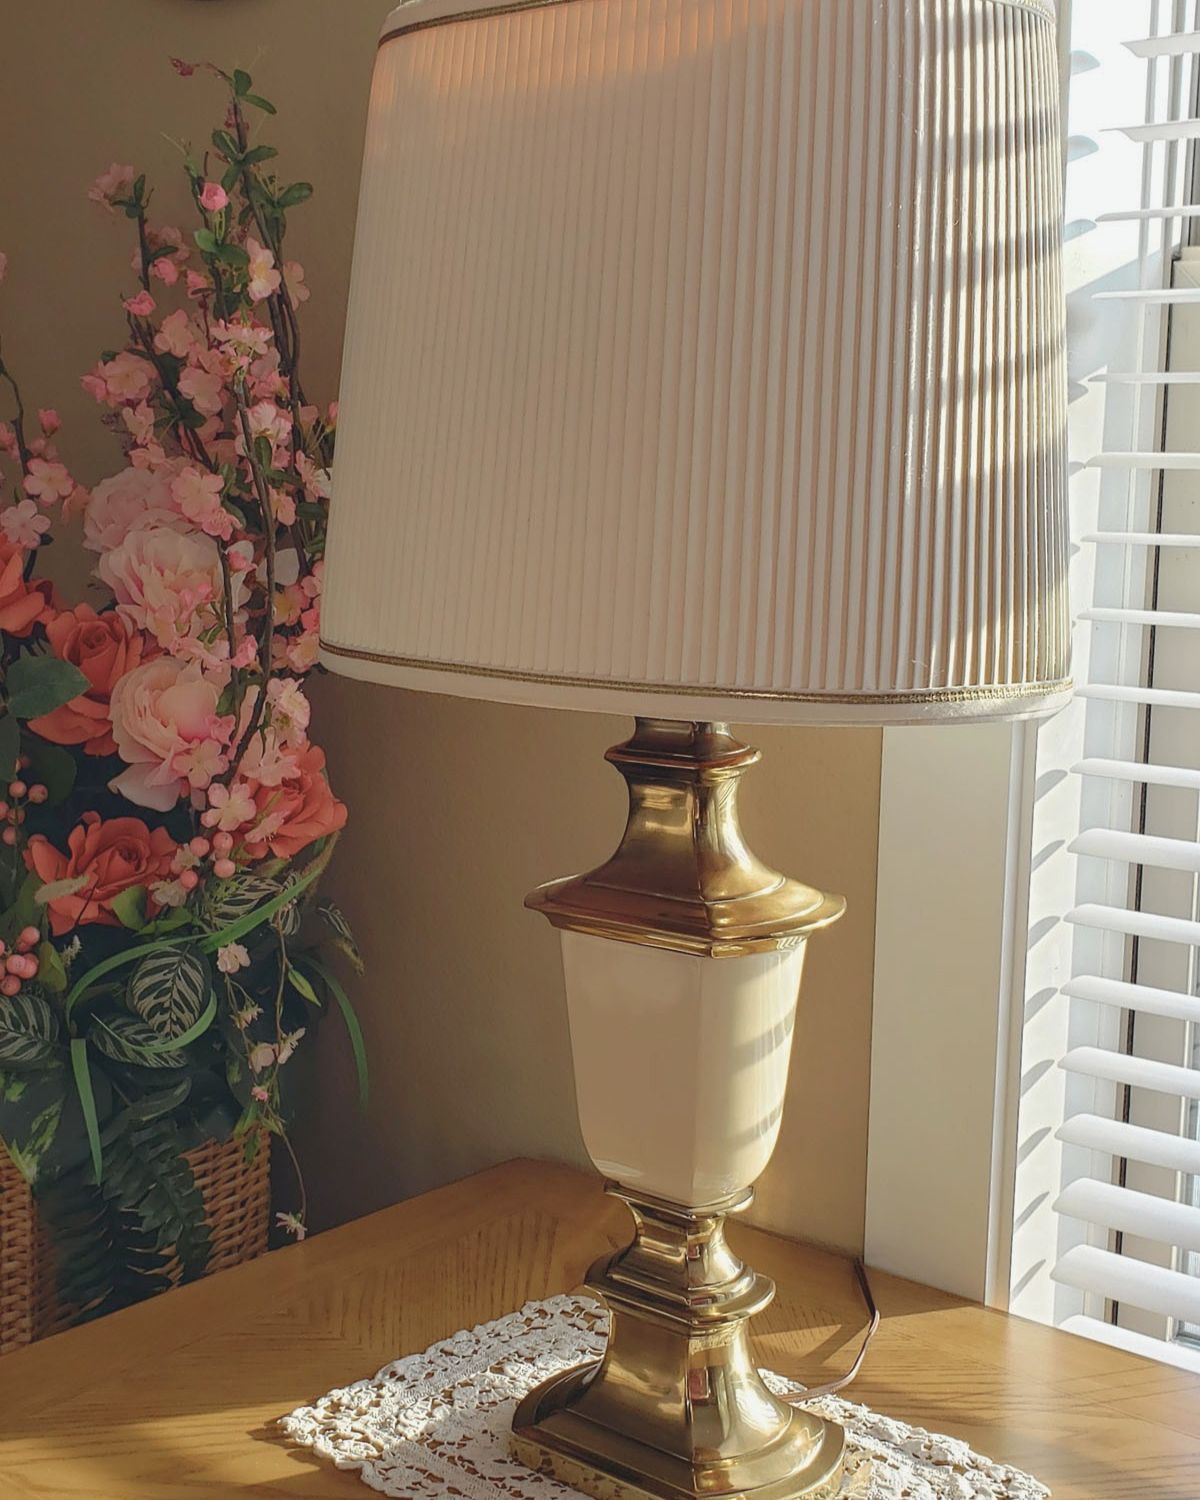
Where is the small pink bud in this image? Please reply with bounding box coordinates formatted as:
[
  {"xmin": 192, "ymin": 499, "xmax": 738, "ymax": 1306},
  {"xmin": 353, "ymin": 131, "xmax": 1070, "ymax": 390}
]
[
  {"xmin": 27, "ymin": 784, "xmax": 47, "ymax": 804},
  {"xmin": 213, "ymin": 858, "xmax": 236, "ymax": 879},
  {"xmin": 8, "ymin": 781, "xmax": 26, "ymax": 799},
  {"xmin": 213, "ymin": 831, "xmax": 234, "ymax": 855},
  {"xmin": 0, "ymin": 802, "xmax": 8, "ymax": 820},
  {"xmin": 179, "ymin": 868, "xmax": 200, "ymax": 891},
  {"xmin": 198, "ymin": 181, "xmax": 229, "ymax": 213},
  {"xmin": 16, "ymin": 926, "xmax": 40, "ymax": 953},
  {"xmin": 189, "ymin": 836, "xmax": 211, "ymax": 858},
  {"xmin": 1, "ymin": 828, "xmax": 17, "ymax": 847},
  {"xmin": 37, "ymin": 408, "xmax": 61, "ymax": 436},
  {"xmin": 0, "ymin": 940, "xmax": 7, "ymax": 956},
  {"xmin": 5, "ymin": 955, "xmax": 22, "ymax": 975},
  {"xmin": 0, "ymin": 977, "xmax": 19, "ymax": 998},
  {"xmin": 16, "ymin": 756, "xmax": 29, "ymax": 771},
  {"xmin": 13, "ymin": 955, "xmax": 37, "ymax": 980}
]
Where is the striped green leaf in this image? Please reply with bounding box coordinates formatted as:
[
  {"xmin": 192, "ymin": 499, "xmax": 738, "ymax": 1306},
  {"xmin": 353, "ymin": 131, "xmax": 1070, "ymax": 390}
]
[
  {"xmin": 128, "ymin": 949, "xmax": 212, "ymax": 1041},
  {"xmin": 0, "ymin": 987, "xmax": 59, "ymax": 1069}
]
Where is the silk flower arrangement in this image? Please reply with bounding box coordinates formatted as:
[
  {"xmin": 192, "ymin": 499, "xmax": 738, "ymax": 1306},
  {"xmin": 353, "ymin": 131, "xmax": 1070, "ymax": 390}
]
[{"xmin": 0, "ymin": 62, "xmax": 364, "ymax": 1321}]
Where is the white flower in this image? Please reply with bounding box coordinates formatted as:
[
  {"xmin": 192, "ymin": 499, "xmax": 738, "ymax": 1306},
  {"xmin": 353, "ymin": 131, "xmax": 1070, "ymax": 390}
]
[
  {"xmin": 276, "ymin": 1026, "xmax": 306, "ymax": 1065},
  {"xmin": 275, "ymin": 1210, "xmax": 306, "ymax": 1240},
  {"xmin": 151, "ymin": 877, "xmax": 190, "ymax": 908},
  {"xmin": 248, "ymin": 1042, "xmax": 276, "ymax": 1072},
  {"xmin": 217, "ymin": 942, "xmax": 251, "ymax": 975}
]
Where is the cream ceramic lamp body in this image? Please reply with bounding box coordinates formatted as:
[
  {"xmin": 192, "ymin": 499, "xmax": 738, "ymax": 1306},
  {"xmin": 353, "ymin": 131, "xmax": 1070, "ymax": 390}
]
[
  {"xmin": 321, "ymin": 2, "xmax": 1069, "ymax": 1496},
  {"xmin": 562, "ymin": 933, "xmax": 806, "ymax": 1206}
]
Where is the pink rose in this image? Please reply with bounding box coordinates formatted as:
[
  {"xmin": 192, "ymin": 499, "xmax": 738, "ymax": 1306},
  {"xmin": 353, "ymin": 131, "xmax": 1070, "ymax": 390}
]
[
  {"xmin": 84, "ymin": 464, "xmax": 184, "ymax": 552},
  {"xmin": 243, "ymin": 746, "xmax": 347, "ymax": 861},
  {"xmin": 27, "ymin": 604, "xmax": 151, "ymax": 756},
  {"xmin": 25, "ymin": 813, "xmax": 177, "ymax": 936},
  {"xmin": 0, "ymin": 537, "xmax": 54, "ymax": 637},
  {"xmin": 198, "ymin": 181, "xmax": 228, "ymax": 213},
  {"xmin": 109, "ymin": 658, "xmax": 234, "ymax": 811},
  {"xmin": 98, "ymin": 524, "xmax": 236, "ymax": 651}
]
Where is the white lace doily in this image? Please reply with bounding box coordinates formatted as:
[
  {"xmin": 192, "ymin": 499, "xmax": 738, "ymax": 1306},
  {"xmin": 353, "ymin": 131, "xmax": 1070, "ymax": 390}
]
[{"xmin": 280, "ymin": 1294, "xmax": 1049, "ymax": 1500}]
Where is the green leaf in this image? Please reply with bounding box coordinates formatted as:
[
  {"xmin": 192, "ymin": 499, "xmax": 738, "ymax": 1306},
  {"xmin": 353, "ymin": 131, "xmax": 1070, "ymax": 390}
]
[
  {"xmin": 92, "ymin": 1014, "xmax": 188, "ymax": 1070},
  {"xmin": 215, "ymin": 241, "xmax": 250, "ymax": 270},
  {"xmin": 22, "ymin": 738, "xmax": 77, "ymax": 805},
  {"xmin": 220, "ymin": 161, "xmax": 241, "ymax": 193},
  {"xmin": 240, "ymin": 145, "xmax": 278, "ymax": 167},
  {"xmin": 0, "ymin": 988, "xmax": 59, "ymax": 1069},
  {"xmin": 242, "ymin": 93, "xmax": 276, "ymax": 115},
  {"xmin": 286, "ymin": 967, "xmax": 320, "ymax": 1005},
  {"xmin": 198, "ymin": 863, "xmax": 322, "ymax": 953},
  {"xmin": 1, "ymin": 872, "xmax": 40, "ymax": 945},
  {"xmin": 211, "ymin": 128, "xmax": 240, "ymax": 159},
  {"xmin": 5, "ymin": 654, "xmax": 90, "ymax": 720},
  {"xmin": 232, "ymin": 68, "xmax": 252, "ymax": 97},
  {"xmin": 276, "ymin": 181, "xmax": 313, "ymax": 210},
  {"xmin": 127, "ymin": 948, "xmax": 212, "ymax": 1040},
  {"xmin": 65, "ymin": 937, "xmax": 184, "ymax": 1018},
  {"xmin": 0, "ymin": 714, "xmax": 18, "ymax": 782},
  {"xmin": 305, "ymin": 958, "xmax": 368, "ymax": 1108},
  {"xmin": 110, "ymin": 884, "xmax": 147, "ymax": 931},
  {"xmin": 200, "ymin": 873, "xmax": 281, "ymax": 930},
  {"xmin": 69, "ymin": 1038, "xmax": 103, "ymax": 1182},
  {"xmin": 121, "ymin": 1076, "xmax": 191, "ymax": 1124},
  {"xmin": 193, "ymin": 226, "xmax": 219, "ymax": 254},
  {"xmin": 36, "ymin": 941, "xmax": 67, "ymax": 995},
  {"xmin": 1, "ymin": 1095, "xmax": 63, "ymax": 1186}
]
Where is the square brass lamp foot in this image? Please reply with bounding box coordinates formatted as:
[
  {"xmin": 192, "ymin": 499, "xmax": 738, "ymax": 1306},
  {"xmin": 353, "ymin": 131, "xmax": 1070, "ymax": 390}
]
[
  {"xmin": 510, "ymin": 1370, "xmax": 845, "ymax": 1500},
  {"xmin": 509, "ymin": 1183, "xmax": 845, "ymax": 1500}
]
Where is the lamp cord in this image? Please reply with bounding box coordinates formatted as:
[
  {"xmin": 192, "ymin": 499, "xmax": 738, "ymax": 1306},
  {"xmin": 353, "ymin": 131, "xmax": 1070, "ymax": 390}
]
[{"xmin": 787, "ymin": 1258, "xmax": 881, "ymax": 1405}]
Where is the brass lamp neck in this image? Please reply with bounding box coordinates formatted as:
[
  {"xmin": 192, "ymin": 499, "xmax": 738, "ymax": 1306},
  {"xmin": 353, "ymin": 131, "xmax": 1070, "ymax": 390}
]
[{"xmin": 525, "ymin": 718, "xmax": 844, "ymax": 958}]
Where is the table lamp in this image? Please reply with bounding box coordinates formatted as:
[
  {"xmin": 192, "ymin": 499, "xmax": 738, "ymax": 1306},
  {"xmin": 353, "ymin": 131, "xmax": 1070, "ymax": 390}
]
[{"xmin": 320, "ymin": 1, "xmax": 1069, "ymax": 1496}]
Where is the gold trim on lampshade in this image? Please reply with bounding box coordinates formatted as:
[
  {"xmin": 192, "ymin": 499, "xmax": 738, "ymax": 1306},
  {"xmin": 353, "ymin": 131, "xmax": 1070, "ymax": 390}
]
[{"xmin": 321, "ymin": 0, "xmax": 1069, "ymax": 726}]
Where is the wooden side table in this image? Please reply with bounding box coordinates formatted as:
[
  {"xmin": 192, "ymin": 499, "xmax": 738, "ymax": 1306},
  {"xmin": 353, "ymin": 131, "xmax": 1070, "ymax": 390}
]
[{"xmin": 0, "ymin": 1158, "xmax": 1196, "ymax": 1497}]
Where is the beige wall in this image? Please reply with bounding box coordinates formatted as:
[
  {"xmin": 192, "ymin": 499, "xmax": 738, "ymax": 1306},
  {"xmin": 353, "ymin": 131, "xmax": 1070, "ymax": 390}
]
[{"xmin": 2, "ymin": 0, "xmax": 881, "ymax": 1253}]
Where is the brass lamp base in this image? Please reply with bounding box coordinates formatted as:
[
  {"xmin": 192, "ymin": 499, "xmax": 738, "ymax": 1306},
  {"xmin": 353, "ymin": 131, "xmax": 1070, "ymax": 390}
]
[
  {"xmin": 515, "ymin": 721, "xmax": 849, "ymax": 1499},
  {"xmin": 510, "ymin": 1183, "xmax": 845, "ymax": 1500}
]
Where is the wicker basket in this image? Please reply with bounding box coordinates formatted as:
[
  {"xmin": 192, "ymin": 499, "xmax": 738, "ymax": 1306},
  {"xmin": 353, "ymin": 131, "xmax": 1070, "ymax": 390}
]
[{"xmin": 0, "ymin": 1130, "xmax": 270, "ymax": 1354}]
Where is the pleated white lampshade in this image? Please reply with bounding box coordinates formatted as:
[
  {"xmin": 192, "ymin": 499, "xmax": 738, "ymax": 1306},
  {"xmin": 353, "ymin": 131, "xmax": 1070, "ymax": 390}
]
[{"xmin": 320, "ymin": 0, "xmax": 1070, "ymax": 726}]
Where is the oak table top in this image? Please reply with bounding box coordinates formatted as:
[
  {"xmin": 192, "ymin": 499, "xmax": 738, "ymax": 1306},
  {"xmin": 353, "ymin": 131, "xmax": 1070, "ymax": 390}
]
[{"xmin": 0, "ymin": 1158, "xmax": 1197, "ymax": 1498}]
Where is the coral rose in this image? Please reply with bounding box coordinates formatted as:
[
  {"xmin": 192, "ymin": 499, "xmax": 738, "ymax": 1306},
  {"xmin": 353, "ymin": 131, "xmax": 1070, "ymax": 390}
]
[
  {"xmin": 26, "ymin": 604, "xmax": 149, "ymax": 756},
  {"xmin": 243, "ymin": 745, "xmax": 347, "ymax": 861},
  {"xmin": 0, "ymin": 537, "xmax": 53, "ymax": 637},
  {"xmin": 99, "ymin": 524, "xmax": 236, "ymax": 652},
  {"xmin": 84, "ymin": 463, "xmax": 186, "ymax": 553},
  {"xmin": 109, "ymin": 657, "xmax": 234, "ymax": 812},
  {"xmin": 25, "ymin": 812, "xmax": 177, "ymax": 936}
]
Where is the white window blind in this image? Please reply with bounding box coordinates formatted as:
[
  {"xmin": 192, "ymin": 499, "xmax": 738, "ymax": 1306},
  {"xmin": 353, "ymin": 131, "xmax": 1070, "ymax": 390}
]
[{"xmin": 1012, "ymin": 2, "xmax": 1200, "ymax": 1370}]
